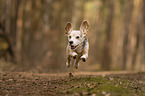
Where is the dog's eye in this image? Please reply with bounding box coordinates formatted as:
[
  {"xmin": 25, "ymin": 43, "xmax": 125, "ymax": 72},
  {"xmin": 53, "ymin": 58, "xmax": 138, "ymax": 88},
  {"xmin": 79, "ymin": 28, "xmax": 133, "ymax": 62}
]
[
  {"xmin": 76, "ymin": 36, "xmax": 79, "ymax": 39},
  {"xmin": 69, "ymin": 36, "xmax": 71, "ymax": 39}
]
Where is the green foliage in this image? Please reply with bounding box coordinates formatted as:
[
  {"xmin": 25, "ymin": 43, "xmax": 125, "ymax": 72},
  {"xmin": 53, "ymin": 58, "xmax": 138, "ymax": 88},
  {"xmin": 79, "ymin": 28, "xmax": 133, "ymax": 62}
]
[
  {"xmin": 55, "ymin": 76, "xmax": 145, "ymax": 96},
  {"xmin": 0, "ymin": 41, "xmax": 8, "ymax": 51}
]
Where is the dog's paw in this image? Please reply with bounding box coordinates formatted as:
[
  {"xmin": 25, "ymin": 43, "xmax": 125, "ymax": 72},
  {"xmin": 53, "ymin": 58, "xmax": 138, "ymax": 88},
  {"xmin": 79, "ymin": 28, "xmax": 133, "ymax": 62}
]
[
  {"xmin": 81, "ymin": 56, "xmax": 87, "ymax": 62},
  {"xmin": 72, "ymin": 53, "xmax": 77, "ymax": 59},
  {"xmin": 73, "ymin": 55, "xmax": 77, "ymax": 59},
  {"xmin": 81, "ymin": 58, "xmax": 86, "ymax": 62}
]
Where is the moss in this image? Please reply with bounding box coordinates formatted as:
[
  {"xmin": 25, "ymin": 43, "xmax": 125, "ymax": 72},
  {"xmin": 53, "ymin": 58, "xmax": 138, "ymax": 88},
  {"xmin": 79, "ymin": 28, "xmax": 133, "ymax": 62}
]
[{"xmin": 55, "ymin": 76, "xmax": 144, "ymax": 96}]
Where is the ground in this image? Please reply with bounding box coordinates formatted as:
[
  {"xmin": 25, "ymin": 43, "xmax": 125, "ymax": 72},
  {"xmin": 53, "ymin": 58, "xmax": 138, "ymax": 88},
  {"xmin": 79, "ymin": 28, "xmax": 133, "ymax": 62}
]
[{"xmin": 0, "ymin": 71, "xmax": 145, "ymax": 96}]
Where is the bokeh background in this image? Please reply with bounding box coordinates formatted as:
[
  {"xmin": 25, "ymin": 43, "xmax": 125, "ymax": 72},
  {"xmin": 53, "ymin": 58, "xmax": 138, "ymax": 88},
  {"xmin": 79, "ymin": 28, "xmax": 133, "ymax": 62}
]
[{"xmin": 0, "ymin": 0, "xmax": 145, "ymax": 73}]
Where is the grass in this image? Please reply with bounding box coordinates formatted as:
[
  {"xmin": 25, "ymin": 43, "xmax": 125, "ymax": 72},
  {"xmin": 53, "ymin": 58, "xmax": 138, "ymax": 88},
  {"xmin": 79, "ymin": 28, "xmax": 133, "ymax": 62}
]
[{"xmin": 54, "ymin": 75, "xmax": 145, "ymax": 96}]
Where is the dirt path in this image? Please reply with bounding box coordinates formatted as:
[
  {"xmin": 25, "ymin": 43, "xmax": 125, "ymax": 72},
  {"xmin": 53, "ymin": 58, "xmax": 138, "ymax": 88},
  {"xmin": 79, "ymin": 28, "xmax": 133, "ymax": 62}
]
[{"xmin": 0, "ymin": 71, "xmax": 145, "ymax": 96}]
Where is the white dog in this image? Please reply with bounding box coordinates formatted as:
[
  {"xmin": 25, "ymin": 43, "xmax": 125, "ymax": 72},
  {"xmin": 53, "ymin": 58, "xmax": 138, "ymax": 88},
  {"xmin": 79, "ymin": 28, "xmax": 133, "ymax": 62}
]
[{"xmin": 65, "ymin": 20, "xmax": 89, "ymax": 72}]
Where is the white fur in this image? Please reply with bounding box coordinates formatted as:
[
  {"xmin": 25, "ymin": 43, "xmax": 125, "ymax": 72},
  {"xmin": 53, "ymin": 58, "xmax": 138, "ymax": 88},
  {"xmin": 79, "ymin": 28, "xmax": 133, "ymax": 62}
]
[{"xmin": 65, "ymin": 20, "xmax": 89, "ymax": 69}]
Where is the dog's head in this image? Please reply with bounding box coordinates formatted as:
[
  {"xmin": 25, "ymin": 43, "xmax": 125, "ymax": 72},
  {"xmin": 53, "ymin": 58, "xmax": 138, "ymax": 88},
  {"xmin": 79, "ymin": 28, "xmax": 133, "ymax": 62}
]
[{"xmin": 65, "ymin": 20, "xmax": 89, "ymax": 50}]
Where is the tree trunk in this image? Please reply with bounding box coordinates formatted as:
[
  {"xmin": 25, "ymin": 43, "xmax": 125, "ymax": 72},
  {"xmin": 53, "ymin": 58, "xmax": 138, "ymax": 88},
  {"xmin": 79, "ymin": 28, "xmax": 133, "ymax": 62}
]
[
  {"xmin": 101, "ymin": 0, "xmax": 114, "ymax": 70},
  {"xmin": 15, "ymin": 0, "xmax": 22, "ymax": 64}
]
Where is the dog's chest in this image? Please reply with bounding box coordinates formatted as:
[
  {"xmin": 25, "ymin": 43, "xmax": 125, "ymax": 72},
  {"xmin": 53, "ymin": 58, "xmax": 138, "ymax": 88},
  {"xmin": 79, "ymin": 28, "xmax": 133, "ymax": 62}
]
[{"xmin": 75, "ymin": 46, "xmax": 83, "ymax": 54}]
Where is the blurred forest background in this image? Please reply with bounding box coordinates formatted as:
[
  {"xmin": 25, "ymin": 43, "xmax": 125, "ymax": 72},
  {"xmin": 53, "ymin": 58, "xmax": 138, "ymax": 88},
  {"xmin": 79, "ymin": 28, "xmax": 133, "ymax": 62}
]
[{"xmin": 0, "ymin": 0, "xmax": 145, "ymax": 73}]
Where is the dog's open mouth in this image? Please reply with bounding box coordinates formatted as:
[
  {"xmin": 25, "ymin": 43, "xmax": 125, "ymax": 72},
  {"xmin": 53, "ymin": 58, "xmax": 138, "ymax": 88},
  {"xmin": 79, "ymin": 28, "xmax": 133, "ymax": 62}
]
[{"xmin": 70, "ymin": 44, "xmax": 79, "ymax": 49}]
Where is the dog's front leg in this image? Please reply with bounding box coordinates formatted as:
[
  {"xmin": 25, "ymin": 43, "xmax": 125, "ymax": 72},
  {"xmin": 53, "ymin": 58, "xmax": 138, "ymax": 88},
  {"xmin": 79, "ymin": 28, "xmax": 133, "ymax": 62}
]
[
  {"xmin": 70, "ymin": 52, "xmax": 78, "ymax": 59},
  {"xmin": 74, "ymin": 54, "xmax": 82, "ymax": 69},
  {"xmin": 81, "ymin": 42, "xmax": 89, "ymax": 62},
  {"xmin": 66, "ymin": 51, "xmax": 77, "ymax": 67},
  {"xmin": 81, "ymin": 54, "xmax": 88, "ymax": 62},
  {"xmin": 70, "ymin": 51, "xmax": 79, "ymax": 69}
]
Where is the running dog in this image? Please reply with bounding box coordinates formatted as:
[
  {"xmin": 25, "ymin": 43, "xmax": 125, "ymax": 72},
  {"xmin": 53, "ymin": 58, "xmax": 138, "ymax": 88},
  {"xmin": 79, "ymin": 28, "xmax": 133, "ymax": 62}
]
[{"xmin": 65, "ymin": 20, "xmax": 89, "ymax": 71}]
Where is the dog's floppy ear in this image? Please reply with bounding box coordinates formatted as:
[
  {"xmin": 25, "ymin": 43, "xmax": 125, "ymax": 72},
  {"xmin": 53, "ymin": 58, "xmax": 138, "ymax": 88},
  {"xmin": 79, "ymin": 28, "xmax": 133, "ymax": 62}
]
[
  {"xmin": 80, "ymin": 20, "xmax": 89, "ymax": 36},
  {"xmin": 65, "ymin": 22, "xmax": 72, "ymax": 35}
]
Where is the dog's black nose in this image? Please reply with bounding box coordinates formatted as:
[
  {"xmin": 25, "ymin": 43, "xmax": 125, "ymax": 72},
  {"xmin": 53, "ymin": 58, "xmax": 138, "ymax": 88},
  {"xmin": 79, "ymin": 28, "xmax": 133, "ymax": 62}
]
[{"xmin": 69, "ymin": 41, "xmax": 73, "ymax": 44}]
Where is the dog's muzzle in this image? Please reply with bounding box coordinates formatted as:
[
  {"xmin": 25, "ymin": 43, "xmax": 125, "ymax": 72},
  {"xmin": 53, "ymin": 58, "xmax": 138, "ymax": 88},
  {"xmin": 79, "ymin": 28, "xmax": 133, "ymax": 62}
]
[{"xmin": 70, "ymin": 44, "xmax": 79, "ymax": 49}]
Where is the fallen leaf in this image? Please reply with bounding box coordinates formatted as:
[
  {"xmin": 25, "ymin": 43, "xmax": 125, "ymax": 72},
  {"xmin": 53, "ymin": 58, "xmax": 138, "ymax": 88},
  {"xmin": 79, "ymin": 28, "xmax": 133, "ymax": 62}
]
[
  {"xmin": 115, "ymin": 84, "xmax": 118, "ymax": 87},
  {"xmin": 91, "ymin": 94, "xmax": 96, "ymax": 96},
  {"xmin": 109, "ymin": 78, "xmax": 114, "ymax": 81},
  {"xmin": 102, "ymin": 91, "xmax": 106, "ymax": 95},
  {"xmin": 119, "ymin": 82, "xmax": 122, "ymax": 85}
]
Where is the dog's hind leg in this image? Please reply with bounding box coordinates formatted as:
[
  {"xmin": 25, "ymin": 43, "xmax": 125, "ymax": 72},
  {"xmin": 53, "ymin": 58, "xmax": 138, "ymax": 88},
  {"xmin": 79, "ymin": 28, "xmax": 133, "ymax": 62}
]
[
  {"xmin": 74, "ymin": 57, "xmax": 80, "ymax": 69},
  {"xmin": 66, "ymin": 55, "xmax": 71, "ymax": 68},
  {"xmin": 74, "ymin": 61, "xmax": 79, "ymax": 69}
]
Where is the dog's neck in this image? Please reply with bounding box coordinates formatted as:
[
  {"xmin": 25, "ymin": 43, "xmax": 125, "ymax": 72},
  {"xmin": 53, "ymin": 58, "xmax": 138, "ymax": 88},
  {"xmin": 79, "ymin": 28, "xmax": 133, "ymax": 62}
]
[{"xmin": 82, "ymin": 37, "xmax": 87, "ymax": 49}]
